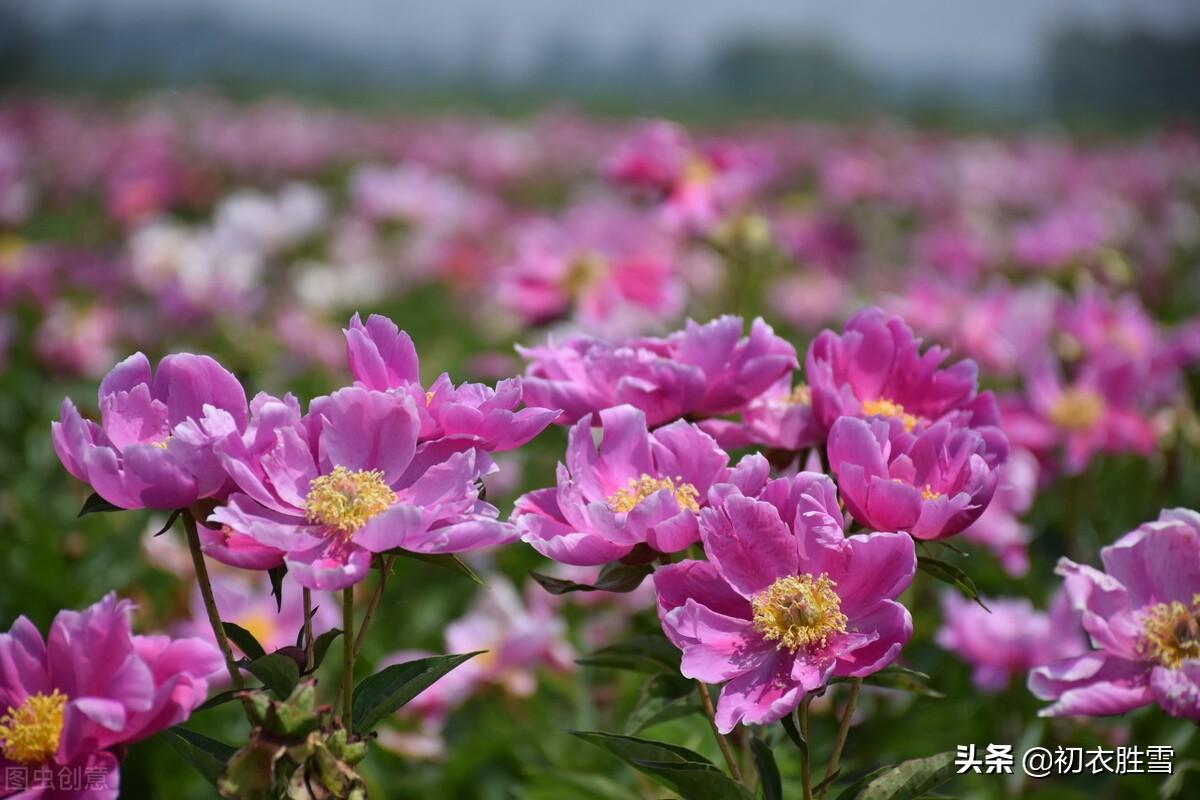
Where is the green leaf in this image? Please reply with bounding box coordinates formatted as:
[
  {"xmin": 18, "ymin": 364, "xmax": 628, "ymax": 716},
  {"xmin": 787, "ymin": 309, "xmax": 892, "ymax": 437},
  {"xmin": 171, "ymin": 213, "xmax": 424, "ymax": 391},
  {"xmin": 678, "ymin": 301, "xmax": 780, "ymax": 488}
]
[
  {"xmin": 835, "ymin": 666, "xmax": 944, "ymax": 698},
  {"xmin": 77, "ymin": 492, "xmax": 123, "ymax": 516},
  {"xmin": 573, "ymin": 731, "xmax": 750, "ymax": 800},
  {"xmin": 223, "ymin": 622, "xmax": 267, "ymax": 661},
  {"xmin": 750, "ymin": 738, "xmax": 783, "ymax": 800},
  {"xmin": 625, "ymin": 674, "xmax": 698, "ymax": 733},
  {"xmin": 520, "ymin": 771, "xmax": 634, "ymax": 800},
  {"xmin": 834, "ymin": 752, "xmax": 957, "ymax": 800},
  {"xmin": 780, "ymin": 709, "xmax": 807, "ymax": 759},
  {"xmin": 351, "ymin": 651, "xmax": 481, "ymax": 734},
  {"xmin": 308, "ymin": 627, "xmax": 343, "ymax": 673},
  {"xmin": 245, "ymin": 652, "xmax": 300, "ymax": 698},
  {"xmin": 576, "ymin": 635, "xmax": 681, "ymax": 674},
  {"xmin": 162, "ymin": 727, "xmax": 236, "ymax": 786},
  {"xmin": 392, "ymin": 550, "xmax": 484, "ymax": 584},
  {"xmin": 194, "ymin": 690, "xmax": 241, "ymax": 713},
  {"xmin": 529, "ymin": 561, "xmax": 651, "ymax": 595},
  {"xmin": 917, "ymin": 557, "xmax": 989, "ymax": 611}
]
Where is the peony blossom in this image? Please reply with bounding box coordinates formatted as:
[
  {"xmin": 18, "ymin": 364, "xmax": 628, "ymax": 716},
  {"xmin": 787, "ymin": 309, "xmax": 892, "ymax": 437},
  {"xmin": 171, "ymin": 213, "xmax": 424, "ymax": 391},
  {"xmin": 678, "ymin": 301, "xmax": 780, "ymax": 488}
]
[
  {"xmin": 345, "ymin": 313, "xmax": 560, "ymax": 452},
  {"xmin": 52, "ymin": 352, "xmax": 248, "ymax": 510},
  {"xmin": 654, "ymin": 472, "xmax": 915, "ymax": 732},
  {"xmin": 514, "ymin": 405, "xmax": 752, "ymax": 565},
  {"xmin": 209, "ymin": 385, "xmax": 516, "ymax": 590},
  {"xmin": 806, "ymin": 307, "xmax": 990, "ymax": 437},
  {"xmin": 518, "ymin": 315, "xmax": 797, "ymax": 427},
  {"xmin": 937, "ymin": 590, "xmax": 1085, "ymax": 692},
  {"xmin": 827, "ymin": 416, "xmax": 1006, "ymax": 541},
  {"xmin": 0, "ymin": 593, "xmax": 222, "ymax": 799},
  {"xmin": 1030, "ymin": 508, "xmax": 1200, "ymax": 720}
]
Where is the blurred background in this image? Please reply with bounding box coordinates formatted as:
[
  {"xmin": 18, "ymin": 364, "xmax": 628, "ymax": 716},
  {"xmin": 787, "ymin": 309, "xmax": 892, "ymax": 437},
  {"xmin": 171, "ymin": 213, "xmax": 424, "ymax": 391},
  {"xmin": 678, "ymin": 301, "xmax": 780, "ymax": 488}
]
[{"xmin": 4, "ymin": 0, "xmax": 1200, "ymax": 121}]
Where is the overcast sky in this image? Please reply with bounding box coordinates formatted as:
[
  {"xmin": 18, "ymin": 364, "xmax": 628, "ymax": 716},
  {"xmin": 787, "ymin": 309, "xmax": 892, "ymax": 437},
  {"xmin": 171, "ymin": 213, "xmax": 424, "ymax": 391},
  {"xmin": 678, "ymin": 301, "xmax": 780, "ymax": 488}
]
[{"xmin": 25, "ymin": 0, "xmax": 1200, "ymax": 82}]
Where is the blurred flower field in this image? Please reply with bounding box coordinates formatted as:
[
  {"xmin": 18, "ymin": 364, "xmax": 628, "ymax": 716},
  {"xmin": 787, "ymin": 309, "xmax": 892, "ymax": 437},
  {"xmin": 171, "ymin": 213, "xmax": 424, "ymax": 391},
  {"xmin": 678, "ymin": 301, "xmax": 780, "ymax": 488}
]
[{"xmin": 1, "ymin": 94, "xmax": 1200, "ymax": 799}]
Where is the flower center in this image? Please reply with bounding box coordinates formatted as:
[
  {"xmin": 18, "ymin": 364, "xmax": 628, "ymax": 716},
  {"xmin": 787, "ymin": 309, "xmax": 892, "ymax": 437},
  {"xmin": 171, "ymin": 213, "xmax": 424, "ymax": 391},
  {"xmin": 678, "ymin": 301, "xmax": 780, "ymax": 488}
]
[
  {"xmin": 607, "ymin": 474, "xmax": 700, "ymax": 514},
  {"xmin": 1139, "ymin": 595, "xmax": 1200, "ymax": 669},
  {"xmin": 752, "ymin": 574, "xmax": 848, "ymax": 652},
  {"xmin": 0, "ymin": 690, "xmax": 67, "ymax": 764},
  {"xmin": 861, "ymin": 397, "xmax": 919, "ymax": 433},
  {"xmin": 683, "ymin": 156, "xmax": 716, "ymax": 185},
  {"xmin": 920, "ymin": 484, "xmax": 943, "ymax": 500},
  {"xmin": 305, "ymin": 466, "xmax": 396, "ymax": 532},
  {"xmin": 786, "ymin": 383, "xmax": 812, "ymax": 406},
  {"xmin": 1048, "ymin": 388, "xmax": 1105, "ymax": 432},
  {"xmin": 562, "ymin": 253, "xmax": 608, "ymax": 297}
]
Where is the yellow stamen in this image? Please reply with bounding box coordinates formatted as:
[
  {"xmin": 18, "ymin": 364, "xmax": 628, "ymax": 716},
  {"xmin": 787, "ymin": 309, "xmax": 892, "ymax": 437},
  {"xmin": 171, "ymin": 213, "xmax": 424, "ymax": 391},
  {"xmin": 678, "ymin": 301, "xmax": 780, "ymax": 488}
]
[
  {"xmin": 305, "ymin": 466, "xmax": 396, "ymax": 532},
  {"xmin": 424, "ymin": 390, "xmax": 435, "ymax": 406},
  {"xmin": 1139, "ymin": 594, "xmax": 1200, "ymax": 669},
  {"xmin": 752, "ymin": 574, "xmax": 847, "ymax": 652},
  {"xmin": 0, "ymin": 690, "xmax": 67, "ymax": 764},
  {"xmin": 607, "ymin": 474, "xmax": 700, "ymax": 514},
  {"xmin": 1048, "ymin": 388, "xmax": 1105, "ymax": 432},
  {"xmin": 562, "ymin": 253, "xmax": 608, "ymax": 297},
  {"xmin": 151, "ymin": 435, "xmax": 172, "ymax": 450},
  {"xmin": 786, "ymin": 383, "xmax": 812, "ymax": 406},
  {"xmin": 921, "ymin": 485, "xmax": 943, "ymax": 501},
  {"xmin": 861, "ymin": 398, "xmax": 919, "ymax": 433}
]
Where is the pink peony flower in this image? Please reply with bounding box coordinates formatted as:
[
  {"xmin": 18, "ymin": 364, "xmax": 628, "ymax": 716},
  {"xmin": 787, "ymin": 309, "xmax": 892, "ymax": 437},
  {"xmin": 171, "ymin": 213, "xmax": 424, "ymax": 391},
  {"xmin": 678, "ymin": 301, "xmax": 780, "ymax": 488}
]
[
  {"xmin": 699, "ymin": 377, "xmax": 822, "ymax": 455},
  {"xmin": 345, "ymin": 313, "xmax": 559, "ymax": 452},
  {"xmin": 0, "ymin": 593, "xmax": 222, "ymax": 799},
  {"xmin": 806, "ymin": 307, "xmax": 994, "ymax": 438},
  {"xmin": 1030, "ymin": 509, "xmax": 1200, "ymax": 720},
  {"xmin": 827, "ymin": 416, "xmax": 1006, "ymax": 541},
  {"xmin": 209, "ymin": 386, "xmax": 515, "ymax": 590},
  {"xmin": 52, "ymin": 352, "xmax": 248, "ymax": 510},
  {"xmin": 518, "ymin": 316, "xmax": 797, "ymax": 427},
  {"xmin": 654, "ymin": 472, "xmax": 915, "ymax": 732},
  {"xmin": 514, "ymin": 405, "xmax": 751, "ymax": 565},
  {"xmin": 1000, "ymin": 357, "xmax": 1156, "ymax": 476},
  {"xmin": 937, "ymin": 590, "xmax": 1086, "ymax": 692}
]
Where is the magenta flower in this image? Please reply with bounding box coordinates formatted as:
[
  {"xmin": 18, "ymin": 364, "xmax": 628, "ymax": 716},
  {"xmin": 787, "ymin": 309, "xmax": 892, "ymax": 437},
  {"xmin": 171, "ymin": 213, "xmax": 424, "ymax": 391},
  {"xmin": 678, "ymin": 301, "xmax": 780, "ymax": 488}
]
[
  {"xmin": 518, "ymin": 316, "xmax": 797, "ymax": 427},
  {"xmin": 52, "ymin": 352, "xmax": 248, "ymax": 510},
  {"xmin": 827, "ymin": 416, "xmax": 1005, "ymax": 540},
  {"xmin": 0, "ymin": 593, "xmax": 222, "ymax": 799},
  {"xmin": 806, "ymin": 307, "xmax": 987, "ymax": 437},
  {"xmin": 1000, "ymin": 357, "xmax": 1157, "ymax": 476},
  {"xmin": 937, "ymin": 590, "xmax": 1085, "ymax": 692},
  {"xmin": 210, "ymin": 386, "xmax": 516, "ymax": 590},
  {"xmin": 700, "ymin": 376, "xmax": 822, "ymax": 455},
  {"xmin": 654, "ymin": 472, "xmax": 915, "ymax": 732},
  {"xmin": 345, "ymin": 313, "xmax": 559, "ymax": 452},
  {"xmin": 1029, "ymin": 509, "xmax": 1200, "ymax": 720},
  {"xmin": 513, "ymin": 405, "xmax": 751, "ymax": 565}
]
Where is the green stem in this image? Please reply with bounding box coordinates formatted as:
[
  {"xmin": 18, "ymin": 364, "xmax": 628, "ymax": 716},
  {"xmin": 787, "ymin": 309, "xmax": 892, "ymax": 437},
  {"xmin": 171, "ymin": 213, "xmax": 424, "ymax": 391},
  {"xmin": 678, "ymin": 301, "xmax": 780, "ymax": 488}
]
[
  {"xmin": 302, "ymin": 588, "xmax": 314, "ymax": 672},
  {"xmin": 819, "ymin": 678, "xmax": 861, "ymax": 799},
  {"xmin": 181, "ymin": 509, "xmax": 243, "ymax": 690},
  {"xmin": 800, "ymin": 696, "xmax": 813, "ymax": 800},
  {"xmin": 342, "ymin": 586, "xmax": 355, "ymax": 723},
  {"xmin": 696, "ymin": 681, "xmax": 743, "ymax": 783}
]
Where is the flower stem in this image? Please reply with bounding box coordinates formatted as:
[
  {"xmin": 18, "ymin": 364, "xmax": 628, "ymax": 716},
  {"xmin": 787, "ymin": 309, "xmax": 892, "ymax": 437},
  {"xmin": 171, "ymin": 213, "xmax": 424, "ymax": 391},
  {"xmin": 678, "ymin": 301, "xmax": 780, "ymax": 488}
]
[
  {"xmin": 799, "ymin": 696, "xmax": 814, "ymax": 800},
  {"xmin": 352, "ymin": 556, "xmax": 393, "ymax": 659},
  {"xmin": 342, "ymin": 586, "xmax": 355, "ymax": 723},
  {"xmin": 181, "ymin": 509, "xmax": 243, "ymax": 690},
  {"xmin": 819, "ymin": 678, "xmax": 861, "ymax": 799},
  {"xmin": 695, "ymin": 681, "xmax": 742, "ymax": 783},
  {"xmin": 302, "ymin": 588, "xmax": 314, "ymax": 672}
]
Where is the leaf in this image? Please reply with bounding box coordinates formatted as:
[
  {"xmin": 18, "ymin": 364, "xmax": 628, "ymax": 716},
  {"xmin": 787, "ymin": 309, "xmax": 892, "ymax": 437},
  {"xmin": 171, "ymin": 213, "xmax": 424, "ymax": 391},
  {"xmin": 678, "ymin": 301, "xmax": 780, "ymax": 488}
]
[
  {"xmin": 392, "ymin": 550, "xmax": 485, "ymax": 584},
  {"xmin": 294, "ymin": 605, "xmax": 321, "ymax": 648},
  {"xmin": 223, "ymin": 622, "xmax": 267, "ymax": 661},
  {"xmin": 572, "ymin": 731, "xmax": 750, "ymax": 800},
  {"xmin": 520, "ymin": 771, "xmax": 633, "ymax": 800},
  {"xmin": 529, "ymin": 561, "xmax": 651, "ymax": 595},
  {"xmin": 351, "ymin": 651, "xmax": 481, "ymax": 734},
  {"xmin": 308, "ymin": 628, "xmax": 343, "ymax": 673},
  {"xmin": 268, "ymin": 565, "xmax": 287, "ymax": 612},
  {"xmin": 835, "ymin": 666, "xmax": 944, "ymax": 698},
  {"xmin": 194, "ymin": 690, "xmax": 240, "ymax": 713},
  {"xmin": 780, "ymin": 709, "xmax": 807, "ymax": 759},
  {"xmin": 576, "ymin": 635, "xmax": 681, "ymax": 674},
  {"xmin": 77, "ymin": 492, "xmax": 123, "ymax": 517},
  {"xmin": 244, "ymin": 652, "xmax": 300, "ymax": 698},
  {"xmin": 152, "ymin": 509, "xmax": 183, "ymax": 537},
  {"xmin": 917, "ymin": 557, "xmax": 989, "ymax": 611},
  {"xmin": 750, "ymin": 738, "xmax": 783, "ymax": 800},
  {"xmin": 834, "ymin": 752, "xmax": 957, "ymax": 800},
  {"xmin": 625, "ymin": 674, "xmax": 698, "ymax": 734},
  {"xmin": 162, "ymin": 727, "xmax": 236, "ymax": 786}
]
